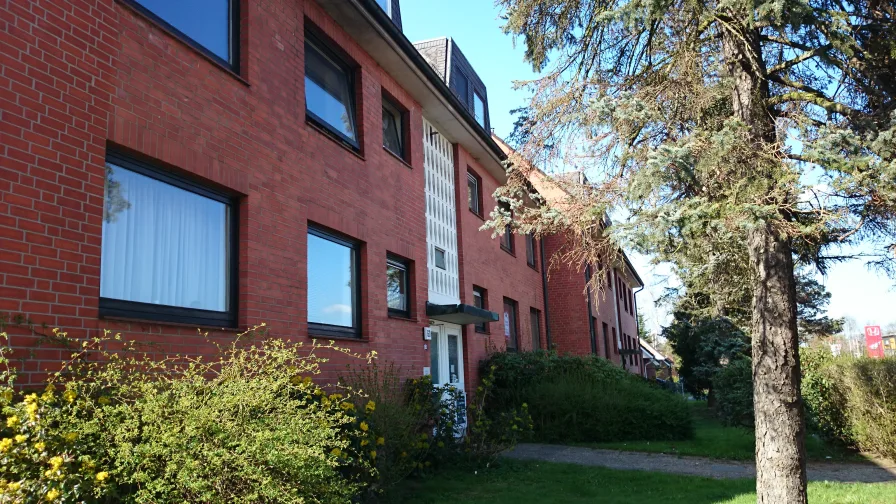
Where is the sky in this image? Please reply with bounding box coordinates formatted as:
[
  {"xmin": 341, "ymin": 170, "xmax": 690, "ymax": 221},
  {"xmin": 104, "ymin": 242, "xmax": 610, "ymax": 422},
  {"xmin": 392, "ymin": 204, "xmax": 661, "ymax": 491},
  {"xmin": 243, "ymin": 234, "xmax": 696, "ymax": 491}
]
[{"xmin": 400, "ymin": 1, "xmax": 896, "ymax": 335}]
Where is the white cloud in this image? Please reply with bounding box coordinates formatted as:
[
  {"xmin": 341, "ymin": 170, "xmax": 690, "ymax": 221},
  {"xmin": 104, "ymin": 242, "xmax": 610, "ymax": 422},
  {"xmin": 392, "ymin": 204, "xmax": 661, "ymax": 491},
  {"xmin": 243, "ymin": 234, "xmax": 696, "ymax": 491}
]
[{"xmin": 322, "ymin": 304, "xmax": 352, "ymax": 315}]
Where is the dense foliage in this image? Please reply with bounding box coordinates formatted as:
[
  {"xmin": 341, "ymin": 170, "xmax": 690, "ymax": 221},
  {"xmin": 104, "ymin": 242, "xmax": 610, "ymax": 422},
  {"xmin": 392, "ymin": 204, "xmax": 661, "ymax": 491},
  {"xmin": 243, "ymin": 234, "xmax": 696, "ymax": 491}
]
[
  {"xmin": 712, "ymin": 358, "xmax": 755, "ymax": 428},
  {"xmin": 482, "ymin": 352, "xmax": 692, "ymax": 443},
  {"xmin": 802, "ymin": 350, "xmax": 896, "ymax": 460}
]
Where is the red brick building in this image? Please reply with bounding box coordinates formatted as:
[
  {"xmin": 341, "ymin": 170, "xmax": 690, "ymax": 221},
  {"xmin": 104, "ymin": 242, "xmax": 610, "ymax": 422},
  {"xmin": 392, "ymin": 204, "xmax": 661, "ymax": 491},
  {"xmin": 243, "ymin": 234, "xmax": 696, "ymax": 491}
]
[{"xmin": 0, "ymin": 0, "xmax": 644, "ymax": 400}]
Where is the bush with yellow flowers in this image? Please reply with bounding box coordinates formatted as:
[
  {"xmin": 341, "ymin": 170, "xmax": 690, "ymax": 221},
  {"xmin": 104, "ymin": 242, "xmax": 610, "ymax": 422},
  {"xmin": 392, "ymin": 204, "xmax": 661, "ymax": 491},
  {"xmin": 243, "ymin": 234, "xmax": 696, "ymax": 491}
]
[
  {"xmin": 0, "ymin": 326, "xmax": 378, "ymax": 504},
  {"xmin": 0, "ymin": 382, "xmax": 111, "ymax": 503}
]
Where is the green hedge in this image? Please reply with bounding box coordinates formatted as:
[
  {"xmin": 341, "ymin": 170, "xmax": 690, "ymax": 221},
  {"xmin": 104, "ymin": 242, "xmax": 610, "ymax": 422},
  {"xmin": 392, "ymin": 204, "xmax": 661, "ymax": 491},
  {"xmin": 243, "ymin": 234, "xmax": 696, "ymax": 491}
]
[
  {"xmin": 802, "ymin": 349, "xmax": 896, "ymax": 459},
  {"xmin": 712, "ymin": 357, "xmax": 754, "ymax": 428},
  {"xmin": 482, "ymin": 351, "xmax": 693, "ymax": 443}
]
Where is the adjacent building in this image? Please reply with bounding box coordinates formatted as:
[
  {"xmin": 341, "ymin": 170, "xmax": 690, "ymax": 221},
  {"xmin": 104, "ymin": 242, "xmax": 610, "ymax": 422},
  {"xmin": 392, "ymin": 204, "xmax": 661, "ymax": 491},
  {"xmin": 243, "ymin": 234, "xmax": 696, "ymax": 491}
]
[{"xmin": 0, "ymin": 0, "xmax": 643, "ymax": 395}]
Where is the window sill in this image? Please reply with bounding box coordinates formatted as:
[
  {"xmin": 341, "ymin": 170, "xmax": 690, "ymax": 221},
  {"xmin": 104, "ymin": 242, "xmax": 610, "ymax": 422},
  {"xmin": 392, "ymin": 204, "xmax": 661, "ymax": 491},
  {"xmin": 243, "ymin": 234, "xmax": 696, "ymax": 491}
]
[
  {"xmin": 527, "ymin": 262, "xmax": 538, "ymax": 272},
  {"xmin": 469, "ymin": 209, "xmax": 484, "ymax": 221},
  {"xmin": 99, "ymin": 315, "xmax": 245, "ymax": 333},
  {"xmin": 383, "ymin": 147, "xmax": 412, "ymax": 169},
  {"xmin": 308, "ymin": 330, "xmax": 367, "ymax": 343},
  {"xmin": 388, "ymin": 313, "xmax": 418, "ymax": 323},
  {"xmin": 306, "ymin": 119, "xmax": 365, "ymax": 161},
  {"xmin": 116, "ymin": 0, "xmax": 249, "ymax": 87},
  {"xmin": 474, "ymin": 328, "xmax": 490, "ymax": 335},
  {"xmin": 500, "ymin": 245, "xmax": 516, "ymax": 257}
]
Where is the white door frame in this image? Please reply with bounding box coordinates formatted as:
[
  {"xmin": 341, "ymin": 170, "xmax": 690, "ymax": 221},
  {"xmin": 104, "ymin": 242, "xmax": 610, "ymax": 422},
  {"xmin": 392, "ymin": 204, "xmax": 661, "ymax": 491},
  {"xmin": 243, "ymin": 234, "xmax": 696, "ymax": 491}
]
[{"xmin": 428, "ymin": 322, "xmax": 464, "ymax": 388}]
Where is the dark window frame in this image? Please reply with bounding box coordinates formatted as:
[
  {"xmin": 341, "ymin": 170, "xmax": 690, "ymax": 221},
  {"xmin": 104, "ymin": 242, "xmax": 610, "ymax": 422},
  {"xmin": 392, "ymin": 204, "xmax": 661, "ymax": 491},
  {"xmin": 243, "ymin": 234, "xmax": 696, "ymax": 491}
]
[
  {"xmin": 434, "ymin": 246, "xmax": 447, "ymax": 270},
  {"xmin": 473, "ymin": 90, "xmax": 485, "ymax": 127},
  {"xmin": 121, "ymin": 0, "xmax": 241, "ymax": 73},
  {"xmin": 473, "ymin": 285, "xmax": 489, "ymax": 334},
  {"xmin": 307, "ymin": 225, "xmax": 362, "ymax": 339},
  {"xmin": 602, "ymin": 322, "xmax": 611, "ymax": 359},
  {"xmin": 454, "ymin": 71, "xmax": 469, "ymax": 105},
  {"xmin": 467, "ymin": 169, "xmax": 482, "ymax": 217},
  {"xmin": 525, "ymin": 233, "xmax": 537, "ymax": 268},
  {"xmin": 386, "ymin": 254, "xmax": 411, "ymax": 318},
  {"xmin": 503, "ymin": 297, "xmax": 519, "ymax": 351},
  {"xmin": 99, "ymin": 150, "xmax": 239, "ymax": 328},
  {"xmin": 498, "ymin": 201, "xmax": 514, "ymax": 254},
  {"xmin": 382, "ymin": 93, "xmax": 407, "ymax": 160},
  {"xmin": 304, "ymin": 28, "xmax": 361, "ymax": 152},
  {"xmin": 530, "ymin": 308, "xmax": 542, "ymax": 350}
]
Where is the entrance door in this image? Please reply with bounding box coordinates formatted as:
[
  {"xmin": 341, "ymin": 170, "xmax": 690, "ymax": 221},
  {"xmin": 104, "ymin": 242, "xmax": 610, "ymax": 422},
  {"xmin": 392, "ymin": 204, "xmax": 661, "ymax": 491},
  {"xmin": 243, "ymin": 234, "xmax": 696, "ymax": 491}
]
[{"xmin": 428, "ymin": 323, "xmax": 467, "ymax": 435}]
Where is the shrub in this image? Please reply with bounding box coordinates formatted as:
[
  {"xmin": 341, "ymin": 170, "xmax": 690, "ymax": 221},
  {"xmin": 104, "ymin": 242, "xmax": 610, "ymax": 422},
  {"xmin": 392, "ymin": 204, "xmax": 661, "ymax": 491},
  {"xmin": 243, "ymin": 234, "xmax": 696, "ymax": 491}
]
[
  {"xmin": 482, "ymin": 351, "xmax": 692, "ymax": 443},
  {"xmin": 713, "ymin": 357, "xmax": 754, "ymax": 428},
  {"xmin": 1, "ymin": 327, "xmax": 377, "ymax": 504},
  {"xmin": 801, "ymin": 347, "xmax": 852, "ymax": 444},
  {"xmin": 830, "ymin": 358, "xmax": 896, "ymax": 459}
]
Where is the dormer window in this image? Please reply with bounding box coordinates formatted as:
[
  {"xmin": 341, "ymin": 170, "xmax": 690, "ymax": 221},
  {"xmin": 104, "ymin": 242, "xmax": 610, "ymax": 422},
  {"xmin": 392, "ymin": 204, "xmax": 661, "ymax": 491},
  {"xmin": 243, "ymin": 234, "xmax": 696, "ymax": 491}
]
[
  {"xmin": 473, "ymin": 91, "xmax": 485, "ymax": 127},
  {"xmin": 376, "ymin": 0, "xmax": 391, "ymax": 15},
  {"xmin": 454, "ymin": 72, "xmax": 469, "ymax": 104}
]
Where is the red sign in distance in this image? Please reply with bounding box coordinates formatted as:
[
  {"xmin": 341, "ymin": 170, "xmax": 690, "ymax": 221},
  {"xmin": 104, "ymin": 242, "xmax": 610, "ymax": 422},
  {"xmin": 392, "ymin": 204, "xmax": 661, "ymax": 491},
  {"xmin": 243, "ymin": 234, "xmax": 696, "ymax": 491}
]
[{"xmin": 865, "ymin": 326, "xmax": 885, "ymax": 359}]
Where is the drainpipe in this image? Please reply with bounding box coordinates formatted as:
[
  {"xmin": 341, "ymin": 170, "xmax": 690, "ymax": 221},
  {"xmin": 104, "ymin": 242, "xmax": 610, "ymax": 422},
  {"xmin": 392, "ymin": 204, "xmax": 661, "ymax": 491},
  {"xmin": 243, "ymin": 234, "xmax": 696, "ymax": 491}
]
[
  {"xmin": 585, "ymin": 265, "xmax": 597, "ymax": 354},
  {"xmin": 612, "ymin": 268, "xmax": 625, "ymax": 371},
  {"xmin": 539, "ymin": 238, "xmax": 552, "ymax": 350},
  {"xmin": 634, "ymin": 284, "xmax": 645, "ymax": 376}
]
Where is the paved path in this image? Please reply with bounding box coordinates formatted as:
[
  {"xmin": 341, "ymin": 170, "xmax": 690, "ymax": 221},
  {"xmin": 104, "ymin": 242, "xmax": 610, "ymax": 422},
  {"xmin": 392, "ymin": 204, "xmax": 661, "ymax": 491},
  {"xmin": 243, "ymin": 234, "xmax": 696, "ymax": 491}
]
[{"xmin": 503, "ymin": 443, "xmax": 896, "ymax": 483}]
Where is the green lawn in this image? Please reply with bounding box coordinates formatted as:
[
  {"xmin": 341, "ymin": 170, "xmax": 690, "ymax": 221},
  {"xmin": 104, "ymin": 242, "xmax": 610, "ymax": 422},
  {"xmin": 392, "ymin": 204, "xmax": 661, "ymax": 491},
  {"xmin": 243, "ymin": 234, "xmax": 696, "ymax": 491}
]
[
  {"xmin": 590, "ymin": 402, "xmax": 864, "ymax": 462},
  {"xmin": 383, "ymin": 459, "xmax": 896, "ymax": 504}
]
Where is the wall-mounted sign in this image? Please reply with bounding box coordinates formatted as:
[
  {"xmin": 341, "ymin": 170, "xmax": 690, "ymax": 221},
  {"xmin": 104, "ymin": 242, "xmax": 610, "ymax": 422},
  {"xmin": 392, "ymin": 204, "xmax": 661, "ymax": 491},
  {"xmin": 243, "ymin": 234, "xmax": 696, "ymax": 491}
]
[
  {"xmin": 504, "ymin": 312, "xmax": 511, "ymax": 337},
  {"xmin": 865, "ymin": 326, "xmax": 884, "ymax": 359},
  {"xmin": 423, "ymin": 327, "xmax": 432, "ymax": 341}
]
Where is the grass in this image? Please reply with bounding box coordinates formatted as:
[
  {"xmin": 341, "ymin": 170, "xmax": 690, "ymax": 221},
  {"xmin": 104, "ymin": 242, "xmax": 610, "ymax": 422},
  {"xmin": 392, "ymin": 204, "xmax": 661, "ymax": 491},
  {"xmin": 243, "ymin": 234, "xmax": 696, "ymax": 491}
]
[
  {"xmin": 589, "ymin": 401, "xmax": 865, "ymax": 462},
  {"xmin": 382, "ymin": 459, "xmax": 896, "ymax": 504}
]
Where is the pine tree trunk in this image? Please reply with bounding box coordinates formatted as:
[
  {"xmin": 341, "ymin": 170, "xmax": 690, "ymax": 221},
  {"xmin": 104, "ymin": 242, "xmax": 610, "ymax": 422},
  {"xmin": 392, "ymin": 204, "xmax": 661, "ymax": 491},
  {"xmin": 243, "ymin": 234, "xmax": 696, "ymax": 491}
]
[
  {"xmin": 721, "ymin": 22, "xmax": 808, "ymax": 504},
  {"xmin": 747, "ymin": 225, "xmax": 807, "ymax": 504}
]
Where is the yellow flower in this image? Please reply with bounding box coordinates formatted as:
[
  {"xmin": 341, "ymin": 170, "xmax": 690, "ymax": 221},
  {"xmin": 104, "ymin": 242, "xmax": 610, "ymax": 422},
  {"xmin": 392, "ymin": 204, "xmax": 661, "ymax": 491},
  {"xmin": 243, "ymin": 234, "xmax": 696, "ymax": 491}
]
[
  {"xmin": 14, "ymin": 435, "xmax": 26, "ymax": 443},
  {"xmin": 23, "ymin": 393, "xmax": 38, "ymax": 405},
  {"xmin": 360, "ymin": 439, "xmax": 369, "ymax": 447},
  {"xmin": 0, "ymin": 439, "xmax": 12, "ymax": 452},
  {"xmin": 63, "ymin": 432, "xmax": 78, "ymax": 442},
  {"xmin": 48, "ymin": 456, "xmax": 64, "ymax": 471},
  {"xmin": 6, "ymin": 416, "xmax": 19, "ymax": 428},
  {"xmin": 339, "ymin": 402, "xmax": 354, "ymax": 411},
  {"xmin": 376, "ymin": 437, "xmax": 385, "ymax": 446},
  {"xmin": 330, "ymin": 448, "xmax": 342, "ymax": 457},
  {"xmin": 95, "ymin": 471, "xmax": 109, "ymax": 482},
  {"xmin": 369, "ymin": 450, "xmax": 377, "ymax": 459},
  {"xmin": 34, "ymin": 442, "xmax": 45, "ymax": 452},
  {"xmin": 329, "ymin": 393, "xmax": 343, "ymax": 401},
  {"xmin": 365, "ymin": 400, "xmax": 376, "ymax": 413},
  {"xmin": 1, "ymin": 389, "xmax": 12, "ymax": 403},
  {"xmin": 45, "ymin": 488, "xmax": 60, "ymax": 501},
  {"xmin": 359, "ymin": 421, "xmax": 369, "ymax": 432},
  {"xmin": 7, "ymin": 481, "xmax": 20, "ymax": 491},
  {"xmin": 63, "ymin": 390, "xmax": 77, "ymax": 403},
  {"xmin": 25, "ymin": 402, "xmax": 38, "ymax": 420},
  {"xmin": 97, "ymin": 396, "xmax": 111, "ymax": 405}
]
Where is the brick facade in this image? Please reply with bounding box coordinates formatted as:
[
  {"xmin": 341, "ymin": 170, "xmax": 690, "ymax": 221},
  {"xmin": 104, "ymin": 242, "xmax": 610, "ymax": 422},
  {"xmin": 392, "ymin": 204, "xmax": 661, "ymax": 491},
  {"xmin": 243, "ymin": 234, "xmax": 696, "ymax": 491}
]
[{"xmin": 0, "ymin": 0, "xmax": 642, "ymax": 388}]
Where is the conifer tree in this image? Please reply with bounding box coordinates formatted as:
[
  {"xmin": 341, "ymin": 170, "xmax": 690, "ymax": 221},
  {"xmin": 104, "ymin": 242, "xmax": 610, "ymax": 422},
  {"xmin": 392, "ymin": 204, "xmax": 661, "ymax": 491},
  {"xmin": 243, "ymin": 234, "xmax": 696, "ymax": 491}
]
[{"xmin": 491, "ymin": 0, "xmax": 895, "ymax": 500}]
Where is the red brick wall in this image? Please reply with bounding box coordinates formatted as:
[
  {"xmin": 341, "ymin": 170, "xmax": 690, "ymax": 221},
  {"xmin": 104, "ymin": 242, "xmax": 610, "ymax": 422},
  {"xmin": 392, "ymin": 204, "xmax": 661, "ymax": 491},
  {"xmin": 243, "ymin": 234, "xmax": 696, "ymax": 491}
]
[
  {"xmin": 455, "ymin": 147, "xmax": 544, "ymax": 393},
  {"xmin": 0, "ymin": 0, "xmax": 431, "ymax": 384}
]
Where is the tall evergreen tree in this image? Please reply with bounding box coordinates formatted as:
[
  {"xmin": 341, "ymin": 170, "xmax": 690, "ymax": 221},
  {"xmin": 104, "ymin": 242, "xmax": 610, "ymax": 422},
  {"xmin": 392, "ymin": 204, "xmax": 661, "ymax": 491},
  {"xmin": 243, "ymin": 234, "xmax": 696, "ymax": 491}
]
[{"xmin": 491, "ymin": 0, "xmax": 895, "ymax": 500}]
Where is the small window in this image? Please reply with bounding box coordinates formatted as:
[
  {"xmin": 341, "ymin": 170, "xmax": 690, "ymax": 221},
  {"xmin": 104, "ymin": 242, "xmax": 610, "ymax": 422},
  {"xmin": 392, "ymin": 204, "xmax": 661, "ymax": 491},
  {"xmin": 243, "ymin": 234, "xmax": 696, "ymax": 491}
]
[
  {"xmin": 305, "ymin": 34, "xmax": 359, "ymax": 149},
  {"xmin": 473, "ymin": 286, "xmax": 488, "ymax": 333},
  {"xmin": 467, "ymin": 171, "xmax": 481, "ymax": 216},
  {"xmin": 499, "ymin": 202, "xmax": 514, "ymax": 253},
  {"xmin": 386, "ymin": 256, "xmax": 410, "ymax": 317},
  {"xmin": 530, "ymin": 308, "xmax": 541, "ymax": 350},
  {"xmin": 308, "ymin": 226, "xmax": 361, "ymax": 338},
  {"xmin": 127, "ymin": 0, "xmax": 239, "ymax": 69},
  {"xmin": 525, "ymin": 233, "xmax": 537, "ymax": 267},
  {"xmin": 454, "ymin": 71, "xmax": 469, "ymax": 104},
  {"xmin": 503, "ymin": 297, "xmax": 518, "ymax": 351},
  {"xmin": 473, "ymin": 91, "xmax": 485, "ymax": 127},
  {"xmin": 382, "ymin": 95, "xmax": 405, "ymax": 159},
  {"xmin": 602, "ymin": 322, "xmax": 611, "ymax": 359},
  {"xmin": 434, "ymin": 247, "xmax": 447, "ymax": 270},
  {"xmin": 99, "ymin": 153, "xmax": 237, "ymax": 327}
]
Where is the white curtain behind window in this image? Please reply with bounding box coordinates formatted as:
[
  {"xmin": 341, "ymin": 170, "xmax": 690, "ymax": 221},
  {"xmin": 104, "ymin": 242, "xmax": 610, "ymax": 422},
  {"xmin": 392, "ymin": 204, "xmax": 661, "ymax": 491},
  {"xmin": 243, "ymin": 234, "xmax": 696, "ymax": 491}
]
[{"xmin": 100, "ymin": 164, "xmax": 228, "ymax": 312}]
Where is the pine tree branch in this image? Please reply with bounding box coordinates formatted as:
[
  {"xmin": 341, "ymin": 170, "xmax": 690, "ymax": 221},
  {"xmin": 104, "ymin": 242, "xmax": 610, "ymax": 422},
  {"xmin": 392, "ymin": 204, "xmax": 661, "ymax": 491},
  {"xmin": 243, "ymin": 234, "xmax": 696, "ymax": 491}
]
[
  {"xmin": 767, "ymin": 44, "xmax": 833, "ymax": 75},
  {"xmin": 767, "ymin": 75, "xmax": 863, "ymax": 119}
]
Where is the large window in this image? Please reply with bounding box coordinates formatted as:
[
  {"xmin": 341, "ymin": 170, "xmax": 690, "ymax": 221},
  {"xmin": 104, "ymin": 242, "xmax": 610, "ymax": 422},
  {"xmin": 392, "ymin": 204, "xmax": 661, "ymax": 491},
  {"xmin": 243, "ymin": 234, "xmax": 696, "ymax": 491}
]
[
  {"xmin": 473, "ymin": 286, "xmax": 488, "ymax": 333},
  {"xmin": 473, "ymin": 91, "xmax": 485, "ymax": 127},
  {"xmin": 525, "ymin": 233, "xmax": 537, "ymax": 267},
  {"xmin": 467, "ymin": 170, "xmax": 481, "ymax": 216},
  {"xmin": 382, "ymin": 95, "xmax": 406, "ymax": 159},
  {"xmin": 503, "ymin": 297, "xmax": 518, "ymax": 351},
  {"xmin": 99, "ymin": 153, "xmax": 236, "ymax": 327},
  {"xmin": 531, "ymin": 308, "xmax": 541, "ymax": 350},
  {"xmin": 386, "ymin": 256, "xmax": 410, "ymax": 318},
  {"xmin": 308, "ymin": 226, "xmax": 361, "ymax": 338},
  {"xmin": 305, "ymin": 34, "xmax": 358, "ymax": 149},
  {"xmin": 126, "ymin": 0, "xmax": 238, "ymax": 69},
  {"xmin": 453, "ymin": 71, "xmax": 469, "ymax": 103},
  {"xmin": 603, "ymin": 322, "xmax": 611, "ymax": 359}
]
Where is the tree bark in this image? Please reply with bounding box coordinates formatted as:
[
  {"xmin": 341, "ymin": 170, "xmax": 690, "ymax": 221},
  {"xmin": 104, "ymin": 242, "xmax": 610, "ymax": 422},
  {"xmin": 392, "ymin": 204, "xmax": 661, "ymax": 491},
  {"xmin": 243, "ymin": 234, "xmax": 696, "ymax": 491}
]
[
  {"xmin": 748, "ymin": 225, "xmax": 807, "ymax": 504},
  {"xmin": 722, "ymin": 21, "xmax": 809, "ymax": 504}
]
